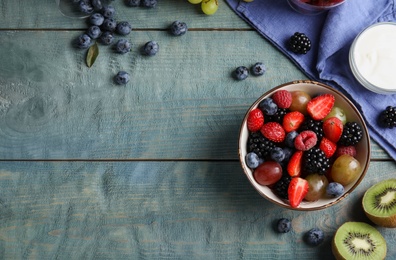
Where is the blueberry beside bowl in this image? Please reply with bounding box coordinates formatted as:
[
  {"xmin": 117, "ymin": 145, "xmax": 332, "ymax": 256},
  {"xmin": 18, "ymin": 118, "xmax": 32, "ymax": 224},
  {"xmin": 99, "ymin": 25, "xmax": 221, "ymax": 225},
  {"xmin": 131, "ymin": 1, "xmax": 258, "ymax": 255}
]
[{"xmin": 238, "ymin": 80, "xmax": 371, "ymax": 210}]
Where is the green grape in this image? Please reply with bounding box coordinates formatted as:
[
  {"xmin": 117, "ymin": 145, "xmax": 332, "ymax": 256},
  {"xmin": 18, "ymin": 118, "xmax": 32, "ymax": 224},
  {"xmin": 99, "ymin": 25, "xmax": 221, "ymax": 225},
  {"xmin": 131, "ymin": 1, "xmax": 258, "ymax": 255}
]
[
  {"xmin": 188, "ymin": 0, "xmax": 202, "ymax": 4},
  {"xmin": 201, "ymin": 0, "xmax": 218, "ymax": 15},
  {"xmin": 324, "ymin": 106, "xmax": 347, "ymax": 124}
]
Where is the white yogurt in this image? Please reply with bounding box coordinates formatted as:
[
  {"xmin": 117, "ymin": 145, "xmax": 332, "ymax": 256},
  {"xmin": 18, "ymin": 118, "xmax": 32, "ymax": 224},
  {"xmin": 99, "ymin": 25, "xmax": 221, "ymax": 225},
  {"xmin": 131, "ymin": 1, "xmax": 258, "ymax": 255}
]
[{"xmin": 350, "ymin": 22, "xmax": 396, "ymax": 93}]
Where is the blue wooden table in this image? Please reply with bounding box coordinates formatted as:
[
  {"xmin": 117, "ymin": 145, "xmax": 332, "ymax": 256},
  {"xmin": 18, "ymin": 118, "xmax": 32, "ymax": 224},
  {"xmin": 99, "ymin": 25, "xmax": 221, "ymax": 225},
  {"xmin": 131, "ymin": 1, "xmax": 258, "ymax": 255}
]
[{"xmin": 0, "ymin": 0, "xmax": 395, "ymax": 259}]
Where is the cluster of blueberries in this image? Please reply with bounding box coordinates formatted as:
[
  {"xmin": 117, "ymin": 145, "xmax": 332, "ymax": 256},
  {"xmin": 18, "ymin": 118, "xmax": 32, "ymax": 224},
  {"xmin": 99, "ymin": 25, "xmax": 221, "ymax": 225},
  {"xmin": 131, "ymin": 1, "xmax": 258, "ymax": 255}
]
[
  {"xmin": 73, "ymin": 1, "xmax": 188, "ymax": 85},
  {"xmin": 233, "ymin": 62, "xmax": 266, "ymax": 81}
]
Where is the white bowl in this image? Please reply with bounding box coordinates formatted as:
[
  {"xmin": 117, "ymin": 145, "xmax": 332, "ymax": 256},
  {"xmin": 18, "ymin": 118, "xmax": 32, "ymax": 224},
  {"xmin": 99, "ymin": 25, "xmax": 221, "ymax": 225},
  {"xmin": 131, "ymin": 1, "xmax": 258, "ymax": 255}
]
[{"xmin": 238, "ymin": 80, "xmax": 371, "ymax": 210}]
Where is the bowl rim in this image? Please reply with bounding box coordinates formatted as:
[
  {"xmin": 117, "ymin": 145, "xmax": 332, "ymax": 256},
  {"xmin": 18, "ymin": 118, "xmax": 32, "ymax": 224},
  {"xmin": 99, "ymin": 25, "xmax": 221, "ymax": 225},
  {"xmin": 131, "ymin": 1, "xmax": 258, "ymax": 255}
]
[{"xmin": 238, "ymin": 80, "xmax": 371, "ymax": 211}]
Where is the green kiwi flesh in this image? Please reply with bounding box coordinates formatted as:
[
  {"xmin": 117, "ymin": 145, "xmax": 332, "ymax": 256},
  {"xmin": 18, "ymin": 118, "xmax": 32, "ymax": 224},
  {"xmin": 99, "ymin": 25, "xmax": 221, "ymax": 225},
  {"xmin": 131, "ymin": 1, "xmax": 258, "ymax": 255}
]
[
  {"xmin": 362, "ymin": 179, "xmax": 396, "ymax": 228},
  {"xmin": 332, "ymin": 222, "xmax": 387, "ymax": 260}
]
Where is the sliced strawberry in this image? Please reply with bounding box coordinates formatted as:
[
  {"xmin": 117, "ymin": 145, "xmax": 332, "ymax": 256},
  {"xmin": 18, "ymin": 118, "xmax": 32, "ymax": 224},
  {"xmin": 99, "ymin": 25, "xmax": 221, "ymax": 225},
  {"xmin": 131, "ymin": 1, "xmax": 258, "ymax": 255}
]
[
  {"xmin": 319, "ymin": 137, "xmax": 337, "ymax": 158},
  {"xmin": 323, "ymin": 117, "xmax": 343, "ymax": 143},
  {"xmin": 283, "ymin": 111, "xmax": 304, "ymax": 133},
  {"xmin": 287, "ymin": 150, "xmax": 303, "ymax": 177},
  {"xmin": 272, "ymin": 90, "xmax": 292, "ymax": 109},
  {"xmin": 306, "ymin": 94, "xmax": 335, "ymax": 120},
  {"xmin": 247, "ymin": 108, "xmax": 264, "ymax": 132},
  {"xmin": 260, "ymin": 122, "xmax": 285, "ymax": 143},
  {"xmin": 288, "ymin": 177, "xmax": 309, "ymax": 208}
]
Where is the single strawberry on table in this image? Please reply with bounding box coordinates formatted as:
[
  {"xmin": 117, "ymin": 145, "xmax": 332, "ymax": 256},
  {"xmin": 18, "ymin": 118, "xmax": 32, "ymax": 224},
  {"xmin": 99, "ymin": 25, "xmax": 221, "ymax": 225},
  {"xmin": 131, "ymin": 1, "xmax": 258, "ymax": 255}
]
[
  {"xmin": 306, "ymin": 93, "xmax": 335, "ymax": 120},
  {"xmin": 247, "ymin": 108, "xmax": 264, "ymax": 132},
  {"xmin": 288, "ymin": 177, "xmax": 309, "ymax": 208}
]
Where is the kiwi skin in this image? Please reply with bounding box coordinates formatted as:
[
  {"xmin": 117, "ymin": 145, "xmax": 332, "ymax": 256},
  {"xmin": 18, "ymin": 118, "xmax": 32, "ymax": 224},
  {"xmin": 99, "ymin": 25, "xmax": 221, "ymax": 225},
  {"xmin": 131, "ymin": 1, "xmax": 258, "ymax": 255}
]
[{"xmin": 362, "ymin": 179, "xmax": 396, "ymax": 228}]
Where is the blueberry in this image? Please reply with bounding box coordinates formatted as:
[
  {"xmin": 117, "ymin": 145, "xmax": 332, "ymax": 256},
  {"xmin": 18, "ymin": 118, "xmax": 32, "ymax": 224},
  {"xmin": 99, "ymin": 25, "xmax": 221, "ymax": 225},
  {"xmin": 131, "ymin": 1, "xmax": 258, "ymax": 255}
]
[
  {"xmin": 116, "ymin": 21, "xmax": 132, "ymax": 35},
  {"xmin": 326, "ymin": 182, "xmax": 344, "ymax": 197},
  {"xmin": 102, "ymin": 18, "xmax": 117, "ymax": 32},
  {"xmin": 126, "ymin": 0, "xmax": 141, "ymax": 6},
  {"xmin": 141, "ymin": 0, "xmax": 157, "ymax": 7},
  {"xmin": 91, "ymin": 0, "xmax": 104, "ymax": 11},
  {"xmin": 251, "ymin": 62, "xmax": 266, "ymax": 76},
  {"xmin": 233, "ymin": 66, "xmax": 249, "ymax": 80},
  {"xmin": 170, "ymin": 21, "xmax": 188, "ymax": 36},
  {"xmin": 100, "ymin": 31, "xmax": 114, "ymax": 45},
  {"xmin": 74, "ymin": 34, "xmax": 92, "ymax": 49},
  {"xmin": 89, "ymin": 13, "xmax": 104, "ymax": 26},
  {"xmin": 277, "ymin": 218, "xmax": 291, "ymax": 233},
  {"xmin": 114, "ymin": 71, "xmax": 130, "ymax": 85},
  {"xmin": 142, "ymin": 41, "xmax": 159, "ymax": 56},
  {"xmin": 79, "ymin": 0, "xmax": 94, "ymax": 14},
  {"xmin": 285, "ymin": 131, "xmax": 298, "ymax": 148},
  {"xmin": 102, "ymin": 5, "xmax": 116, "ymax": 18},
  {"xmin": 246, "ymin": 152, "xmax": 260, "ymax": 169},
  {"xmin": 282, "ymin": 147, "xmax": 293, "ymax": 162},
  {"xmin": 115, "ymin": 39, "xmax": 131, "ymax": 54},
  {"xmin": 87, "ymin": 25, "xmax": 102, "ymax": 39},
  {"xmin": 304, "ymin": 228, "xmax": 324, "ymax": 246},
  {"xmin": 259, "ymin": 98, "xmax": 278, "ymax": 116},
  {"xmin": 270, "ymin": 147, "xmax": 285, "ymax": 163}
]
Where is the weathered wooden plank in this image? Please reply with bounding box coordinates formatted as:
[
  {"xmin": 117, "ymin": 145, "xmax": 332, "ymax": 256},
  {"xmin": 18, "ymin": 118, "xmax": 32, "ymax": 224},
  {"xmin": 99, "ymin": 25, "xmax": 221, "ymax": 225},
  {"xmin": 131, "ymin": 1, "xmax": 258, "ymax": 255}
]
[
  {"xmin": 0, "ymin": 0, "xmax": 250, "ymax": 29},
  {"xmin": 0, "ymin": 161, "xmax": 395, "ymax": 259}
]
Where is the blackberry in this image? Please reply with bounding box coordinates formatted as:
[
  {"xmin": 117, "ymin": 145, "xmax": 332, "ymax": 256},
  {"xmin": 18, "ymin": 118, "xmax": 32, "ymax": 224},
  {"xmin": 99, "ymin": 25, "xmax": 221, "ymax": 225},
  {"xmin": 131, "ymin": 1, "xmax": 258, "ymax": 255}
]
[
  {"xmin": 274, "ymin": 174, "xmax": 291, "ymax": 200},
  {"xmin": 303, "ymin": 147, "xmax": 330, "ymax": 175},
  {"xmin": 266, "ymin": 108, "xmax": 288, "ymax": 123},
  {"xmin": 288, "ymin": 32, "xmax": 311, "ymax": 54},
  {"xmin": 247, "ymin": 132, "xmax": 275, "ymax": 159},
  {"xmin": 300, "ymin": 117, "xmax": 323, "ymax": 141},
  {"xmin": 379, "ymin": 106, "xmax": 396, "ymax": 128},
  {"xmin": 339, "ymin": 122, "xmax": 363, "ymax": 146}
]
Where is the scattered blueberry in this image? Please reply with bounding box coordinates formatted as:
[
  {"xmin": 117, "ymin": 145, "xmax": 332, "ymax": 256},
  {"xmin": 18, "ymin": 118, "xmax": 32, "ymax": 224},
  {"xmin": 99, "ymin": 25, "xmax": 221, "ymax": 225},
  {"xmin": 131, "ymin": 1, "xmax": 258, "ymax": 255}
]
[
  {"xmin": 114, "ymin": 71, "xmax": 130, "ymax": 85},
  {"xmin": 326, "ymin": 182, "xmax": 344, "ymax": 197},
  {"xmin": 75, "ymin": 34, "xmax": 92, "ymax": 49},
  {"xmin": 89, "ymin": 13, "xmax": 105, "ymax": 26},
  {"xmin": 87, "ymin": 25, "xmax": 102, "ymax": 39},
  {"xmin": 170, "ymin": 21, "xmax": 188, "ymax": 36},
  {"xmin": 233, "ymin": 66, "xmax": 249, "ymax": 80},
  {"xmin": 102, "ymin": 18, "xmax": 117, "ymax": 32},
  {"xmin": 142, "ymin": 41, "xmax": 159, "ymax": 56},
  {"xmin": 304, "ymin": 228, "xmax": 324, "ymax": 246},
  {"xmin": 100, "ymin": 31, "xmax": 114, "ymax": 45},
  {"xmin": 141, "ymin": 0, "xmax": 158, "ymax": 8},
  {"xmin": 259, "ymin": 98, "xmax": 278, "ymax": 116},
  {"xmin": 91, "ymin": 0, "xmax": 104, "ymax": 11},
  {"xmin": 270, "ymin": 147, "xmax": 285, "ymax": 163},
  {"xmin": 251, "ymin": 62, "xmax": 266, "ymax": 76},
  {"xmin": 79, "ymin": 0, "xmax": 94, "ymax": 14},
  {"xmin": 102, "ymin": 5, "xmax": 116, "ymax": 18},
  {"xmin": 126, "ymin": 0, "xmax": 141, "ymax": 7},
  {"xmin": 246, "ymin": 152, "xmax": 260, "ymax": 169},
  {"xmin": 116, "ymin": 21, "xmax": 132, "ymax": 35},
  {"xmin": 115, "ymin": 39, "xmax": 132, "ymax": 54},
  {"xmin": 277, "ymin": 218, "xmax": 291, "ymax": 233},
  {"xmin": 285, "ymin": 131, "xmax": 298, "ymax": 148}
]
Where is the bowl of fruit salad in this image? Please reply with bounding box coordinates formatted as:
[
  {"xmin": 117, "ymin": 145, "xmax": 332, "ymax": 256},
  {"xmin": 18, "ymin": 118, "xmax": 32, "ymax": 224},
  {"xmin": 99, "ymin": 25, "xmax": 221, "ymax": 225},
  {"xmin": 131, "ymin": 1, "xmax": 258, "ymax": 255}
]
[
  {"xmin": 239, "ymin": 80, "xmax": 370, "ymax": 210},
  {"xmin": 287, "ymin": 0, "xmax": 346, "ymax": 15}
]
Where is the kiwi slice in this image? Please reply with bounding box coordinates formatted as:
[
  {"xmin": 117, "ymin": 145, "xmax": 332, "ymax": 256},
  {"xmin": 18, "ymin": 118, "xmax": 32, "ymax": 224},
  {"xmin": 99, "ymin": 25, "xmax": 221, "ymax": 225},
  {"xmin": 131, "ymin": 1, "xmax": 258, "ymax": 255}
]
[
  {"xmin": 332, "ymin": 222, "xmax": 387, "ymax": 260},
  {"xmin": 362, "ymin": 178, "xmax": 396, "ymax": 228}
]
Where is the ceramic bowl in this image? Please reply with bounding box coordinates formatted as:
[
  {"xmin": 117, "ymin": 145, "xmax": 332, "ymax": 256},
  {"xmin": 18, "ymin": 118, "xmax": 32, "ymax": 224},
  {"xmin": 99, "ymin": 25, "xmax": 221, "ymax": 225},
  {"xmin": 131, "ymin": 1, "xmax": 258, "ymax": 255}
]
[
  {"xmin": 287, "ymin": 0, "xmax": 346, "ymax": 15},
  {"xmin": 238, "ymin": 80, "xmax": 371, "ymax": 210}
]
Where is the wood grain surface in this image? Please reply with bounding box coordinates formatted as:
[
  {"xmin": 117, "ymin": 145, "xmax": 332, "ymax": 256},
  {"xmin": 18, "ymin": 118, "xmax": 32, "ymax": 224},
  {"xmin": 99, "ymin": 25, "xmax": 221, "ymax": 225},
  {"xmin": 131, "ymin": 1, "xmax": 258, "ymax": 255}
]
[{"xmin": 0, "ymin": 0, "xmax": 395, "ymax": 259}]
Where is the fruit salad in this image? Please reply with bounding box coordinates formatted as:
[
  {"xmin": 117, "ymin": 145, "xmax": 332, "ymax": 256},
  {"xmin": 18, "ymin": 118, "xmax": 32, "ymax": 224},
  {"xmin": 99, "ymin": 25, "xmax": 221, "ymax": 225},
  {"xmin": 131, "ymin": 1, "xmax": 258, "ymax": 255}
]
[{"xmin": 245, "ymin": 88, "xmax": 364, "ymax": 208}]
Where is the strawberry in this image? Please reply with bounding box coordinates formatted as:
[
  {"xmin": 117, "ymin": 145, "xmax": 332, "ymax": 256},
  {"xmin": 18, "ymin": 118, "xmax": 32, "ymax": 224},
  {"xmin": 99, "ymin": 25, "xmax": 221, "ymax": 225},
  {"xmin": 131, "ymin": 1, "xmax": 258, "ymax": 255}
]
[
  {"xmin": 287, "ymin": 150, "xmax": 303, "ymax": 177},
  {"xmin": 319, "ymin": 137, "xmax": 337, "ymax": 158},
  {"xmin": 323, "ymin": 117, "xmax": 343, "ymax": 143},
  {"xmin": 306, "ymin": 94, "xmax": 335, "ymax": 120},
  {"xmin": 283, "ymin": 111, "xmax": 304, "ymax": 133},
  {"xmin": 272, "ymin": 90, "xmax": 292, "ymax": 109},
  {"xmin": 247, "ymin": 108, "xmax": 264, "ymax": 132},
  {"xmin": 260, "ymin": 122, "xmax": 285, "ymax": 143},
  {"xmin": 288, "ymin": 177, "xmax": 309, "ymax": 208}
]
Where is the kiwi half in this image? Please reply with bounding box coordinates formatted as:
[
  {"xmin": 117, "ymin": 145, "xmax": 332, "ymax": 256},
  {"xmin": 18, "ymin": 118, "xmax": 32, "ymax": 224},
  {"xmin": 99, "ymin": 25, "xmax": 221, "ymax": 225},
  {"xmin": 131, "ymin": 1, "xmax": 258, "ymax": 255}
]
[
  {"xmin": 332, "ymin": 222, "xmax": 387, "ymax": 260},
  {"xmin": 362, "ymin": 178, "xmax": 396, "ymax": 228}
]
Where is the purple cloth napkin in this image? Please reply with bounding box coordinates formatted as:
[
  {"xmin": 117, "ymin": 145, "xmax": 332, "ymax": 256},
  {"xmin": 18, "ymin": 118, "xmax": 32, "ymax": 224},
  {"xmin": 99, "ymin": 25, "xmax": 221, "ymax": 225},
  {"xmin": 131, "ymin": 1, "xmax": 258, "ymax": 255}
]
[{"xmin": 226, "ymin": 0, "xmax": 396, "ymax": 160}]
